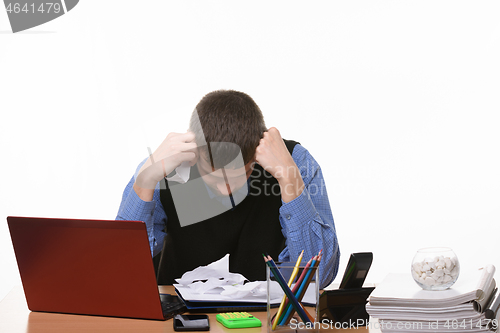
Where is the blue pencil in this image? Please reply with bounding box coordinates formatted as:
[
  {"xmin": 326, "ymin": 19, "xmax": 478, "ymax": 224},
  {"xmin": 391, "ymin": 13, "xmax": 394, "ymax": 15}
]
[{"xmin": 263, "ymin": 255, "xmax": 312, "ymax": 325}]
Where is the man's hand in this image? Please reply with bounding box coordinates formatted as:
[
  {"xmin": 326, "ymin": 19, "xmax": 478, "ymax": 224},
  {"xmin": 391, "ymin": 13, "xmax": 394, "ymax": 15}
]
[
  {"xmin": 255, "ymin": 127, "xmax": 305, "ymax": 203},
  {"xmin": 133, "ymin": 132, "xmax": 198, "ymax": 201}
]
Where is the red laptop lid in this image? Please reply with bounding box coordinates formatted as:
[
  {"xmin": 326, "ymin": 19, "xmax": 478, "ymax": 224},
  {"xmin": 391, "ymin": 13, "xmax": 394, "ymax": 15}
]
[{"xmin": 7, "ymin": 216, "xmax": 165, "ymax": 320}]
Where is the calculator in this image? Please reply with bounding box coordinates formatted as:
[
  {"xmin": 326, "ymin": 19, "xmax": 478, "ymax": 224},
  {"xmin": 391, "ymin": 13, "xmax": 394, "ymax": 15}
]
[{"xmin": 216, "ymin": 312, "xmax": 262, "ymax": 329}]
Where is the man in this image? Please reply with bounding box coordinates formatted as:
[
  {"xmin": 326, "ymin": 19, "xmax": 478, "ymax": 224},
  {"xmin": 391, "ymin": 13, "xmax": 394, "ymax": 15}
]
[{"xmin": 117, "ymin": 90, "xmax": 340, "ymax": 288}]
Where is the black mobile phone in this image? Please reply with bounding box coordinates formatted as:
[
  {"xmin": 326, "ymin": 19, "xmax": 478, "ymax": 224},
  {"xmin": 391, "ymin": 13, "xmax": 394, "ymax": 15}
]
[
  {"xmin": 339, "ymin": 252, "xmax": 373, "ymax": 289},
  {"xmin": 173, "ymin": 314, "xmax": 210, "ymax": 331}
]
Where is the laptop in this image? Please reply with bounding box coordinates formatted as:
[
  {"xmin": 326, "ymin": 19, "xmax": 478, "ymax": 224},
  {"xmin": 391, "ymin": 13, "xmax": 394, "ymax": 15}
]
[{"xmin": 7, "ymin": 216, "xmax": 186, "ymax": 320}]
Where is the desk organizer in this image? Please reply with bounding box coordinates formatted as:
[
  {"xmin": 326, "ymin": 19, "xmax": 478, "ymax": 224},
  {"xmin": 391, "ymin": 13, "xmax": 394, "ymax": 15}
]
[
  {"xmin": 318, "ymin": 287, "xmax": 375, "ymax": 326},
  {"xmin": 266, "ymin": 263, "xmax": 320, "ymax": 333}
]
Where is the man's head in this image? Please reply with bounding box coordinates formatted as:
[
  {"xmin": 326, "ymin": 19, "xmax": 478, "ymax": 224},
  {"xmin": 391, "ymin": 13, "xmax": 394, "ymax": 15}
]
[{"xmin": 189, "ymin": 90, "xmax": 266, "ymax": 195}]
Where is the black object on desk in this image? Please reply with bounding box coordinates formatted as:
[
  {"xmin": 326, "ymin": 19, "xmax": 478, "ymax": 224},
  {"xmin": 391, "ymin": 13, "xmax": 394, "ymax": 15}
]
[
  {"xmin": 173, "ymin": 314, "xmax": 210, "ymax": 331},
  {"xmin": 319, "ymin": 252, "xmax": 374, "ymax": 326},
  {"xmin": 160, "ymin": 294, "xmax": 187, "ymax": 319}
]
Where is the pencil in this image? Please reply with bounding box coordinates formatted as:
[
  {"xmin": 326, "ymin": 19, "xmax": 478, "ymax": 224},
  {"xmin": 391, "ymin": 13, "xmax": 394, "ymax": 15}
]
[
  {"xmin": 296, "ymin": 252, "xmax": 322, "ymax": 323},
  {"xmin": 276, "ymin": 257, "xmax": 313, "ymax": 324},
  {"xmin": 290, "ymin": 250, "xmax": 304, "ymax": 286},
  {"xmin": 282, "ymin": 251, "xmax": 322, "ymax": 325},
  {"xmin": 296, "ymin": 250, "xmax": 322, "ymax": 302},
  {"xmin": 278, "ymin": 255, "xmax": 317, "ymax": 325},
  {"xmin": 263, "ymin": 255, "xmax": 312, "ymax": 325},
  {"xmin": 272, "ymin": 250, "xmax": 304, "ymax": 330},
  {"xmin": 267, "ymin": 255, "xmax": 314, "ymax": 324},
  {"xmin": 280, "ymin": 250, "xmax": 322, "ymax": 324}
]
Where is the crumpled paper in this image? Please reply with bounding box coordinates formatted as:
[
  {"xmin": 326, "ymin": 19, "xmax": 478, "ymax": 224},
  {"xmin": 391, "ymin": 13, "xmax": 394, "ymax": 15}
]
[{"xmin": 174, "ymin": 254, "xmax": 282, "ymax": 300}]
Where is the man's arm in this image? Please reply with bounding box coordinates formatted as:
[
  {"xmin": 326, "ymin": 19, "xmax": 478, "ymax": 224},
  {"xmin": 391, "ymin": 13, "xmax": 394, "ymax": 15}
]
[
  {"xmin": 116, "ymin": 160, "xmax": 167, "ymax": 257},
  {"xmin": 254, "ymin": 128, "xmax": 339, "ymax": 288},
  {"xmin": 117, "ymin": 131, "xmax": 198, "ymax": 255},
  {"xmin": 277, "ymin": 144, "xmax": 340, "ymax": 289}
]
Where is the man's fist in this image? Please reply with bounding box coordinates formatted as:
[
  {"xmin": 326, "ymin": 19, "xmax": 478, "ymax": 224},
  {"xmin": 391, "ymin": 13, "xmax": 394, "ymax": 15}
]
[{"xmin": 255, "ymin": 127, "xmax": 304, "ymax": 203}]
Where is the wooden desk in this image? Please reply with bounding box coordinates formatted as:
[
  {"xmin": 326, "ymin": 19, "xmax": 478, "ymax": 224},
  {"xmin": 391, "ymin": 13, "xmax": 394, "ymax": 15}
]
[{"xmin": 0, "ymin": 286, "xmax": 376, "ymax": 333}]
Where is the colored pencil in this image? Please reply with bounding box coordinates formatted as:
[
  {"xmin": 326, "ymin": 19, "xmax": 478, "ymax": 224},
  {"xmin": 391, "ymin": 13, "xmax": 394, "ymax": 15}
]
[
  {"xmin": 292, "ymin": 252, "xmax": 322, "ymax": 320},
  {"xmin": 268, "ymin": 254, "xmax": 315, "ymax": 324},
  {"xmin": 272, "ymin": 250, "xmax": 304, "ymax": 330},
  {"xmin": 275, "ymin": 256, "xmax": 315, "ymax": 325},
  {"xmin": 281, "ymin": 251, "xmax": 322, "ymax": 325},
  {"xmin": 263, "ymin": 255, "xmax": 312, "ymax": 325},
  {"xmin": 278, "ymin": 255, "xmax": 317, "ymax": 325}
]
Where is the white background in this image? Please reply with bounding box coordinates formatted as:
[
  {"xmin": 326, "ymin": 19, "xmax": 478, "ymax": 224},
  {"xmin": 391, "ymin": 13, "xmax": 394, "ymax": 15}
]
[{"xmin": 1, "ymin": 1, "xmax": 499, "ymax": 301}]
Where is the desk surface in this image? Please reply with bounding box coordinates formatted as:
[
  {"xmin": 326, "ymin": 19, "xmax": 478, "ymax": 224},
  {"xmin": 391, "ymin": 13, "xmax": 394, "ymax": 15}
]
[{"xmin": 0, "ymin": 286, "xmax": 376, "ymax": 333}]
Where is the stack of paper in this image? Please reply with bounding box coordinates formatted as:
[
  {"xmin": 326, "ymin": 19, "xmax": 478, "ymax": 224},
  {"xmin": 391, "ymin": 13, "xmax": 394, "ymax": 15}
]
[{"xmin": 366, "ymin": 265, "xmax": 499, "ymax": 333}]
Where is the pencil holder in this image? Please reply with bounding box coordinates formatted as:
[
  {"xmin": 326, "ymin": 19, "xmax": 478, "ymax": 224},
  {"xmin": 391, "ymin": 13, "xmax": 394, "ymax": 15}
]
[{"xmin": 266, "ymin": 263, "xmax": 320, "ymax": 333}]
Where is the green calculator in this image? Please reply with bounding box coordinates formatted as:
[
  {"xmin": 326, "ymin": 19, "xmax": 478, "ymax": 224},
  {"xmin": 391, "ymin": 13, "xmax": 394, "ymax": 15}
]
[{"xmin": 216, "ymin": 312, "xmax": 262, "ymax": 329}]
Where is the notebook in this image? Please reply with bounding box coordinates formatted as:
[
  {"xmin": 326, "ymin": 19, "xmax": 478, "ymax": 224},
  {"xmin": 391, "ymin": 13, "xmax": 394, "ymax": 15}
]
[
  {"xmin": 7, "ymin": 216, "xmax": 185, "ymax": 320},
  {"xmin": 177, "ymin": 293, "xmax": 271, "ymax": 312},
  {"xmin": 175, "ymin": 281, "xmax": 317, "ymax": 312}
]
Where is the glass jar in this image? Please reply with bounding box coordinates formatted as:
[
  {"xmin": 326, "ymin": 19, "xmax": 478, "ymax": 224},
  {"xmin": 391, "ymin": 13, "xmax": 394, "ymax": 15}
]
[{"xmin": 411, "ymin": 247, "xmax": 459, "ymax": 291}]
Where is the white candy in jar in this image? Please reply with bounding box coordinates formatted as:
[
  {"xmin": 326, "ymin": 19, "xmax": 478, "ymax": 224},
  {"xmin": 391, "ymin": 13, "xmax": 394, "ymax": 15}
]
[{"xmin": 411, "ymin": 255, "xmax": 458, "ymax": 287}]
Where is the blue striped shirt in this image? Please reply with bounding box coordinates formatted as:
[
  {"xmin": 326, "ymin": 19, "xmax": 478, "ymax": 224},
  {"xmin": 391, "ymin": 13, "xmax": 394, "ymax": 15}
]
[{"xmin": 116, "ymin": 144, "xmax": 340, "ymax": 288}]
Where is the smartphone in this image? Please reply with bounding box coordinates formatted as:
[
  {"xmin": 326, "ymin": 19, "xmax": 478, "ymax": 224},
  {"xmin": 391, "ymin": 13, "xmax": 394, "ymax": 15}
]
[{"xmin": 173, "ymin": 314, "xmax": 210, "ymax": 331}]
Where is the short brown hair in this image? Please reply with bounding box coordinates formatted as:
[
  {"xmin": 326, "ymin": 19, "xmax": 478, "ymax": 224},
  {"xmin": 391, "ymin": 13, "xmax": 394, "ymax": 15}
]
[{"xmin": 189, "ymin": 90, "xmax": 266, "ymax": 169}]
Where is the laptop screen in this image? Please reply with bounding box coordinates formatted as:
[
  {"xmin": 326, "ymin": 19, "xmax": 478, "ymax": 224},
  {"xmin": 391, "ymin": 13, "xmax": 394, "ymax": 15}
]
[{"xmin": 7, "ymin": 216, "xmax": 165, "ymax": 320}]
